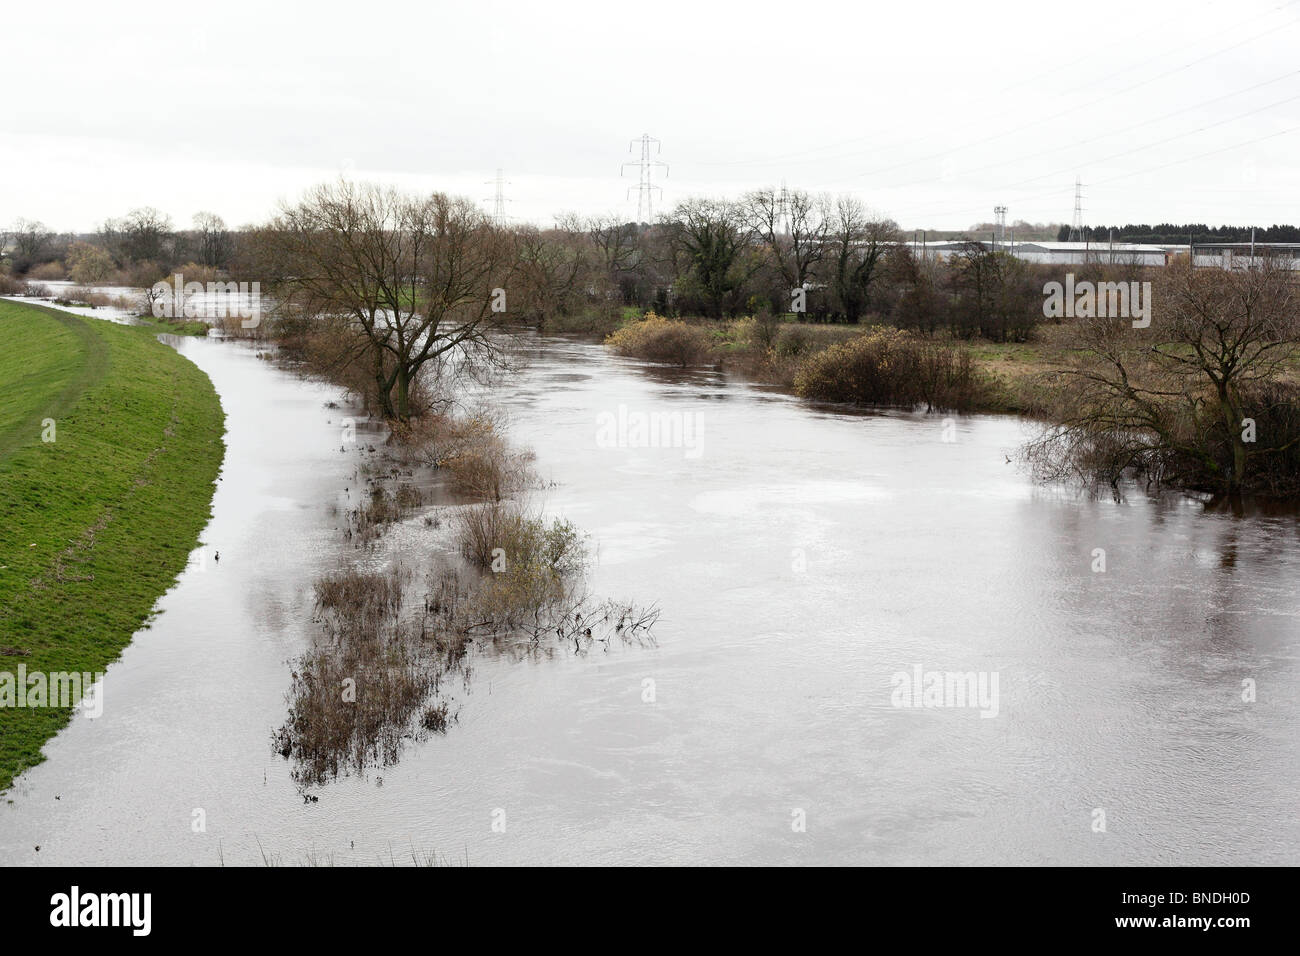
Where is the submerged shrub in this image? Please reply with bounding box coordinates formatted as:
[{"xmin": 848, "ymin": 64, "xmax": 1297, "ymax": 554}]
[
  {"xmin": 793, "ymin": 326, "xmax": 984, "ymax": 411},
  {"xmin": 452, "ymin": 502, "xmax": 591, "ymax": 639},
  {"xmin": 605, "ymin": 313, "xmax": 714, "ymax": 367},
  {"xmin": 394, "ymin": 411, "xmax": 534, "ymax": 502}
]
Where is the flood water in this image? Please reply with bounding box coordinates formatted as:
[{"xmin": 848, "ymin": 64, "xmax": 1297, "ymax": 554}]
[{"xmin": 1, "ymin": 331, "xmax": 1297, "ymax": 865}]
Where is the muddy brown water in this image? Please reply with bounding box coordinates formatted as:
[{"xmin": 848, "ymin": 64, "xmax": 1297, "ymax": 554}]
[{"xmin": 0, "ymin": 331, "xmax": 1296, "ymax": 865}]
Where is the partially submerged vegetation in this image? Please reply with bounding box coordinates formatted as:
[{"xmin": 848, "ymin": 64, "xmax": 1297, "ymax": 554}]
[
  {"xmin": 792, "ymin": 326, "xmax": 983, "ymax": 412},
  {"xmin": 596, "ymin": 250, "xmax": 1300, "ymax": 500},
  {"xmin": 1024, "ymin": 259, "xmax": 1300, "ymax": 498},
  {"xmin": 274, "ymin": 405, "xmax": 658, "ymax": 791},
  {"xmin": 605, "ymin": 312, "xmax": 714, "ymax": 367},
  {"xmin": 602, "ymin": 312, "xmax": 997, "ymax": 412}
]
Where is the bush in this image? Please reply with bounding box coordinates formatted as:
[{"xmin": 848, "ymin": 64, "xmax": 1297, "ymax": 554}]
[
  {"xmin": 393, "ymin": 410, "xmax": 534, "ymax": 502},
  {"xmin": 453, "ymin": 502, "xmax": 588, "ymax": 638},
  {"xmin": 52, "ymin": 286, "xmax": 110, "ymax": 308},
  {"xmin": 731, "ymin": 312, "xmax": 781, "ymax": 351},
  {"xmin": 28, "ymin": 262, "xmax": 65, "ymax": 282},
  {"xmin": 793, "ymin": 326, "xmax": 986, "ymax": 411},
  {"xmin": 537, "ymin": 307, "xmax": 626, "ymax": 337},
  {"xmin": 1238, "ymin": 383, "xmax": 1300, "ymax": 496},
  {"xmin": 605, "ymin": 312, "xmax": 714, "ymax": 367},
  {"xmin": 66, "ymin": 242, "xmax": 115, "ymax": 285}
]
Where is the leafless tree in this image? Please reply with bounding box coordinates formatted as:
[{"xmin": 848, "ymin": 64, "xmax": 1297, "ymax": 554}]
[
  {"xmin": 11, "ymin": 218, "xmax": 54, "ymax": 261},
  {"xmin": 1025, "ymin": 257, "xmax": 1300, "ymax": 495},
  {"xmin": 512, "ymin": 223, "xmax": 590, "ymax": 322},
  {"xmin": 744, "ymin": 186, "xmax": 831, "ymax": 295},
  {"xmin": 261, "ymin": 180, "xmax": 514, "ymax": 420},
  {"xmin": 192, "ymin": 211, "xmax": 231, "ymax": 268},
  {"xmin": 826, "ymin": 197, "xmax": 898, "ymax": 322}
]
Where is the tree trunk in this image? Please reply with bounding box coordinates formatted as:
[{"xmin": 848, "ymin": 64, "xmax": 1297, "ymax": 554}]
[
  {"xmin": 372, "ymin": 347, "xmax": 395, "ymax": 420},
  {"xmin": 1219, "ymin": 385, "xmax": 1245, "ymax": 493},
  {"xmin": 395, "ymin": 367, "xmax": 411, "ymax": 421}
]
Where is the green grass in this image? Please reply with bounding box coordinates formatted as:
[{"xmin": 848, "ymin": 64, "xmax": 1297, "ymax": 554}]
[{"xmin": 0, "ymin": 301, "xmax": 226, "ymax": 791}]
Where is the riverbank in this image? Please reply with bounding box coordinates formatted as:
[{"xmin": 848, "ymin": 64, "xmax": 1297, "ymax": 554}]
[
  {"xmin": 587, "ymin": 311, "xmax": 1058, "ymax": 414},
  {"xmin": 0, "ymin": 301, "xmax": 225, "ymax": 791}
]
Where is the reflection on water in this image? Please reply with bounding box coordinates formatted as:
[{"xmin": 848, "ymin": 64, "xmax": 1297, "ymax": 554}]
[{"xmin": 0, "ymin": 332, "xmax": 1296, "ymax": 865}]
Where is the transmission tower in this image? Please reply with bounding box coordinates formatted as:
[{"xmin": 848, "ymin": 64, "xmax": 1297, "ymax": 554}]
[
  {"xmin": 994, "ymin": 205, "xmax": 1007, "ymax": 246},
  {"xmin": 779, "ymin": 179, "xmax": 792, "ymax": 235},
  {"xmin": 1068, "ymin": 177, "xmax": 1085, "ymax": 242},
  {"xmin": 621, "ymin": 134, "xmax": 668, "ymax": 223},
  {"xmin": 484, "ymin": 168, "xmax": 510, "ymax": 223}
]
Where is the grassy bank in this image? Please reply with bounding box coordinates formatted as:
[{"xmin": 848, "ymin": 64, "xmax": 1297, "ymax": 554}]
[{"xmin": 0, "ymin": 301, "xmax": 226, "ymax": 791}]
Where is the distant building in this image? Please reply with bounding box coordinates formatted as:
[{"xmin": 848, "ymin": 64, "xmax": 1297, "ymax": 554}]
[
  {"xmin": 903, "ymin": 238, "xmax": 1170, "ymax": 265},
  {"xmin": 1187, "ymin": 242, "xmax": 1300, "ymax": 271},
  {"xmin": 1010, "ymin": 241, "xmax": 1171, "ymax": 266},
  {"xmin": 899, "ymin": 238, "xmax": 1300, "ymax": 270}
]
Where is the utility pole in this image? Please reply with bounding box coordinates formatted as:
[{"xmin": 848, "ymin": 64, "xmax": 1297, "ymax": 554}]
[{"xmin": 621, "ymin": 134, "xmax": 669, "ymax": 224}]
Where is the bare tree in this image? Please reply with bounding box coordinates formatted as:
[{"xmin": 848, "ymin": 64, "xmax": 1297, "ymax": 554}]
[
  {"xmin": 512, "ymin": 224, "xmax": 589, "ymax": 322},
  {"xmin": 11, "ymin": 218, "xmax": 54, "ymax": 261},
  {"xmin": 576, "ymin": 213, "xmax": 647, "ymax": 306},
  {"xmin": 262, "ymin": 180, "xmax": 514, "ymax": 420},
  {"xmin": 1025, "ymin": 257, "xmax": 1300, "ymax": 495},
  {"xmin": 744, "ymin": 187, "xmax": 831, "ymax": 296},
  {"xmin": 826, "ymin": 197, "xmax": 898, "ymax": 323},
  {"xmin": 122, "ymin": 207, "xmax": 173, "ymax": 264},
  {"xmin": 948, "ymin": 241, "xmax": 1037, "ymax": 342},
  {"xmin": 192, "ymin": 211, "xmax": 231, "ymax": 269}
]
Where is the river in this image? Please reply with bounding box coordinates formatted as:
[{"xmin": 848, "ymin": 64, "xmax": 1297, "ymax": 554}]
[{"xmin": 1, "ymin": 330, "xmax": 1297, "ymax": 865}]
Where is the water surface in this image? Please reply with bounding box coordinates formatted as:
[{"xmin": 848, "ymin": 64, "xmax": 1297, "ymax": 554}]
[{"xmin": 1, "ymin": 332, "xmax": 1296, "ymax": 865}]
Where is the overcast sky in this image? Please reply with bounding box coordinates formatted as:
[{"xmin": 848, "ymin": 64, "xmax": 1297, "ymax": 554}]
[{"xmin": 4, "ymin": 0, "xmax": 1299, "ymax": 233}]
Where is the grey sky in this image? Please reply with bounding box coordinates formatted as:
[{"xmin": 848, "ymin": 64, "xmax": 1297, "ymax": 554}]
[{"xmin": 4, "ymin": 0, "xmax": 1298, "ymax": 233}]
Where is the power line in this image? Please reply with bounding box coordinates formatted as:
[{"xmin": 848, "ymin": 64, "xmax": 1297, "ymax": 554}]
[
  {"xmin": 864, "ymin": 66, "xmax": 1300, "ymax": 197},
  {"xmin": 803, "ymin": 2, "xmax": 1300, "ymax": 190},
  {"xmin": 690, "ymin": 0, "xmax": 1228, "ymax": 171},
  {"xmin": 883, "ymin": 84, "xmax": 1300, "ymax": 220},
  {"xmin": 999, "ymin": 90, "xmax": 1300, "ymax": 192},
  {"xmin": 895, "ymin": 123, "xmax": 1300, "ymax": 229},
  {"xmin": 693, "ymin": 0, "xmax": 1294, "ymax": 176}
]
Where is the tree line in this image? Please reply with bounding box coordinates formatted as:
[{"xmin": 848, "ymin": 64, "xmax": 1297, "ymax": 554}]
[
  {"xmin": 4, "ymin": 185, "xmax": 1048, "ymax": 341},
  {"xmin": 1056, "ymin": 222, "xmax": 1300, "ymax": 244},
  {"xmin": 0, "ymin": 208, "xmax": 234, "ymax": 283}
]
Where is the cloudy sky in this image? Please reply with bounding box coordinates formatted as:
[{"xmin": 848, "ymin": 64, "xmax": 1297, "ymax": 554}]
[{"xmin": 4, "ymin": 0, "xmax": 1299, "ymax": 233}]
